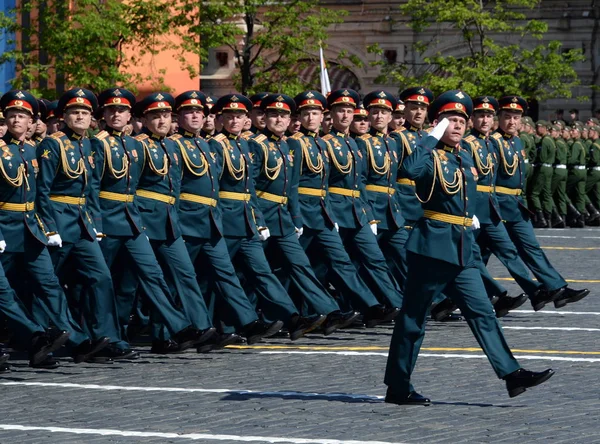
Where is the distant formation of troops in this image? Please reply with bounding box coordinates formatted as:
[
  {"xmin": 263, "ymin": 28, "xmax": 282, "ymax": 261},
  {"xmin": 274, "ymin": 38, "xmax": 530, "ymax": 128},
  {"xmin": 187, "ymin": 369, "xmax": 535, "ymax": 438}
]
[{"xmin": 0, "ymin": 84, "xmax": 594, "ymax": 402}]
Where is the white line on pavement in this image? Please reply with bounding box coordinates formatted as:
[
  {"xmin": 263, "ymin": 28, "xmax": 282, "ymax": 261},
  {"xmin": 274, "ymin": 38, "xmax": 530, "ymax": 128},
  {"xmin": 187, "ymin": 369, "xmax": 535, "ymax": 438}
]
[
  {"xmin": 260, "ymin": 351, "xmax": 600, "ymax": 363},
  {"xmin": 0, "ymin": 424, "xmax": 404, "ymax": 444},
  {"xmin": 510, "ymin": 310, "xmax": 600, "ymax": 315},
  {"xmin": 503, "ymin": 326, "xmax": 600, "ymax": 332},
  {"xmin": 0, "ymin": 381, "xmax": 384, "ymax": 401}
]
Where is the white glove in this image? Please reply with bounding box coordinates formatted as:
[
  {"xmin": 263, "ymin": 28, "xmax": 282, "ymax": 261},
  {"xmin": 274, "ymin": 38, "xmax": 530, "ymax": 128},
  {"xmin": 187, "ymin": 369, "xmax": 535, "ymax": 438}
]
[
  {"xmin": 334, "ymin": 222, "xmax": 339, "ymax": 232},
  {"xmin": 47, "ymin": 234, "xmax": 63, "ymax": 247},
  {"xmin": 93, "ymin": 228, "xmax": 103, "ymax": 242},
  {"xmin": 0, "ymin": 240, "xmax": 6, "ymax": 253},
  {"xmin": 471, "ymin": 215, "xmax": 480, "ymax": 230},
  {"xmin": 296, "ymin": 227, "xmax": 304, "ymax": 238},
  {"xmin": 430, "ymin": 118, "xmax": 450, "ymax": 141},
  {"xmin": 258, "ymin": 227, "xmax": 271, "ymax": 241},
  {"xmin": 370, "ymin": 223, "xmax": 378, "ymax": 236}
]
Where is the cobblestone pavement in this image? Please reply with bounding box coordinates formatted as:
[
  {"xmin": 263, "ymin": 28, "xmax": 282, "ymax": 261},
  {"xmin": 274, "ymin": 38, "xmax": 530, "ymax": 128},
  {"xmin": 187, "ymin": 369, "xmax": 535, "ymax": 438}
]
[{"xmin": 0, "ymin": 228, "xmax": 599, "ymax": 443}]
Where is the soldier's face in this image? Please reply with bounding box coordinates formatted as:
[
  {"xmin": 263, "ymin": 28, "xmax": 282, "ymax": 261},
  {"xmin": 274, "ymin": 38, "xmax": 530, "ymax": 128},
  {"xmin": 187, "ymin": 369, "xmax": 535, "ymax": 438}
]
[
  {"xmin": 389, "ymin": 112, "xmax": 405, "ymax": 130},
  {"xmin": 178, "ymin": 107, "xmax": 205, "ymax": 133},
  {"xmin": 221, "ymin": 111, "xmax": 247, "ymax": 135},
  {"xmin": 322, "ymin": 114, "xmax": 332, "ymax": 133},
  {"xmin": 34, "ymin": 119, "xmax": 47, "ymax": 137},
  {"xmin": 0, "ymin": 120, "xmax": 6, "ymax": 137},
  {"xmin": 368, "ymin": 107, "xmax": 392, "ymax": 132},
  {"xmin": 265, "ymin": 110, "xmax": 291, "ymax": 136},
  {"xmin": 537, "ymin": 126, "xmax": 547, "ymax": 136},
  {"xmin": 331, "ymin": 105, "xmax": 354, "ymax": 131},
  {"xmin": 250, "ymin": 108, "xmax": 266, "ymax": 130},
  {"xmin": 299, "ymin": 108, "xmax": 323, "ymax": 132},
  {"xmin": 5, "ymin": 110, "xmax": 33, "ymax": 139},
  {"xmin": 103, "ymin": 106, "xmax": 131, "ymax": 131},
  {"xmin": 471, "ymin": 111, "xmax": 494, "ymax": 134},
  {"xmin": 351, "ymin": 116, "xmax": 369, "ymax": 135},
  {"xmin": 498, "ymin": 111, "xmax": 521, "ymax": 135},
  {"xmin": 436, "ymin": 114, "xmax": 466, "ymax": 146},
  {"xmin": 551, "ymin": 129, "xmax": 559, "ymax": 138},
  {"xmin": 288, "ymin": 115, "xmax": 301, "ymax": 134},
  {"xmin": 47, "ymin": 117, "xmax": 61, "ymax": 135},
  {"xmin": 404, "ymin": 103, "xmax": 428, "ymax": 127},
  {"xmin": 203, "ymin": 113, "xmax": 216, "ymax": 132},
  {"xmin": 562, "ymin": 129, "xmax": 570, "ymax": 139},
  {"xmin": 64, "ymin": 106, "xmax": 92, "ymax": 135},
  {"xmin": 143, "ymin": 110, "xmax": 171, "ymax": 136}
]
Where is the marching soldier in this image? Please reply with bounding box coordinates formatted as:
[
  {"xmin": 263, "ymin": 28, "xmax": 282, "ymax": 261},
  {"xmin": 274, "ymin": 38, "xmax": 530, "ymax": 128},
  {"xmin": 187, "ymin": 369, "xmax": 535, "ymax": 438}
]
[
  {"xmin": 248, "ymin": 93, "xmax": 358, "ymax": 334},
  {"xmin": 350, "ymin": 104, "xmax": 369, "ymax": 137},
  {"xmin": 384, "ymin": 90, "xmax": 554, "ymax": 405},
  {"xmin": 208, "ymin": 93, "xmax": 326, "ymax": 340},
  {"xmin": 130, "ymin": 92, "xmax": 216, "ymax": 353},
  {"xmin": 200, "ymin": 95, "xmax": 218, "ymax": 140},
  {"xmin": 529, "ymin": 121, "xmax": 556, "ymax": 227},
  {"xmin": 90, "ymin": 87, "xmax": 209, "ymax": 353},
  {"xmin": 36, "ymin": 88, "xmax": 136, "ymax": 360},
  {"xmin": 355, "ymin": 90, "xmax": 410, "ymax": 289},
  {"xmin": 491, "ymin": 96, "xmax": 589, "ymax": 310},
  {"xmin": 171, "ymin": 90, "xmax": 283, "ymax": 346},
  {"xmin": 585, "ymin": 125, "xmax": 600, "ymax": 225},
  {"xmin": 287, "ymin": 90, "xmax": 397, "ymax": 326},
  {"xmin": 391, "ymin": 87, "xmax": 434, "ymax": 227},
  {"xmin": 388, "ymin": 100, "xmax": 405, "ymax": 131},
  {"xmin": 248, "ymin": 92, "xmax": 269, "ymax": 134},
  {"xmin": 321, "ymin": 89, "xmax": 404, "ymax": 311},
  {"xmin": 0, "ymin": 90, "xmax": 112, "ymax": 368},
  {"xmin": 566, "ymin": 125, "xmax": 588, "ymax": 227},
  {"xmin": 550, "ymin": 124, "xmax": 568, "ymax": 228}
]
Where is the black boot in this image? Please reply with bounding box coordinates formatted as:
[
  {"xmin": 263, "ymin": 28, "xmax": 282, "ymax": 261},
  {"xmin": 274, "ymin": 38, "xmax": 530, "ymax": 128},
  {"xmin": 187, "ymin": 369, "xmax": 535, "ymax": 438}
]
[
  {"xmin": 551, "ymin": 209, "xmax": 566, "ymax": 228},
  {"xmin": 566, "ymin": 203, "xmax": 584, "ymax": 228},
  {"xmin": 585, "ymin": 203, "xmax": 600, "ymax": 224},
  {"xmin": 533, "ymin": 211, "xmax": 548, "ymax": 228}
]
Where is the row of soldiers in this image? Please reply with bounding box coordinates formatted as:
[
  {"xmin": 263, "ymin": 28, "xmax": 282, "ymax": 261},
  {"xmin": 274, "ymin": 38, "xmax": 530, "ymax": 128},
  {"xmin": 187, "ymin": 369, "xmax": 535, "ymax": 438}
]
[{"xmin": 0, "ymin": 85, "xmax": 590, "ymax": 381}]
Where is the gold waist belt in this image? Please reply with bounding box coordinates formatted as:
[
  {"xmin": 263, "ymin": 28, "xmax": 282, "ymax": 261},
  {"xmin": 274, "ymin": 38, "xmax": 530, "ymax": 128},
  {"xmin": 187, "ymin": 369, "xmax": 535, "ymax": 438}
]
[
  {"xmin": 329, "ymin": 187, "xmax": 360, "ymax": 198},
  {"xmin": 99, "ymin": 191, "xmax": 134, "ymax": 203},
  {"xmin": 136, "ymin": 189, "xmax": 176, "ymax": 205},
  {"xmin": 366, "ymin": 184, "xmax": 396, "ymax": 195},
  {"xmin": 0, "ymin": 201, "xmax": 35, "ymax": 212},
  {"xmin": 256, "ymin": 190, "xmax": 288, "ymax": 205},
  {"xmin": 218, "ymin": 191, "xmax": 251, "ymax": 202},
  {"xmin": 50, "ymin": 195, "xmax": 86, "ymax": 205},
  {"xmin": 179, "ymin": 193, "xmax": 217, "ymax": 207},
  {"xmin": 423, "ymin": 210, "xmax": 473, "ymax": 227},
  {"xmin": 396, "ymin": 178, "xmax": 415, "ymax": 186},
  {"xmin": 494, "ymin": 186, "xmax": 522, "ymax": 196},
  {"xmin": 298, "ymin": 187, "xmax": 326, "ymax": 197}
]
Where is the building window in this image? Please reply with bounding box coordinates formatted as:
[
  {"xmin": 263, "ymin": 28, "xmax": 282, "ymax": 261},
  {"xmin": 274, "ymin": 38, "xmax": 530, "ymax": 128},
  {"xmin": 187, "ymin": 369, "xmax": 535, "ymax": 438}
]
[
  {"xmin": 383, "ymin": 49, "xmax": 397, "ymax": 65},
  {"xmin": 216, "ymin": 51, "xmax": 229, "ymax": 67}
]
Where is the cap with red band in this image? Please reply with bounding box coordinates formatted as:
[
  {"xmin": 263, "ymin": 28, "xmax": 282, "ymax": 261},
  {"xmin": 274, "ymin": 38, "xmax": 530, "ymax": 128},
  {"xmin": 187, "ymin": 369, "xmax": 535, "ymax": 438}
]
[
  {"xmin": 399, "ymin": 87, "xmax": 434, "ymax": 107},
  {"xmin": 57, "ymin": 88, "xmax": 98, "ymax": 117},
  {"xmin": 326, "ymin": 89, "xmax": 360, "ymax": 109},
  {"xmin": 0, "ymin": 90, "xmax": 39, "ymax": 117},
  {"xmin": 260, "ymin": 94, "xmax": 295, "ymax": 114}
]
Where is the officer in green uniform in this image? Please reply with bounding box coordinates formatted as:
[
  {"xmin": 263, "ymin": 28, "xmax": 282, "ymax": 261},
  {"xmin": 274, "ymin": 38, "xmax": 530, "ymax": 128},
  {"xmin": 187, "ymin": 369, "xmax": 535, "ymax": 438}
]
[
  {"xmin": 321, "ymin": 89, "xmax": 404, "ymax": 311},
  {"xmin": 490, "ymin": 96, "xmax": 589, "ymax": 310},
  {"xmin": 585, "ymin": 125, "xmax": 600, "ymax": 225},
  {"xmin": 209, "ymin": 93, "xmax": 325, "ymax": 340},
  {"xmin": 36, "ymin": 88, "xmax": 135, "ymax": 360},
  {"xmin": 45, "ymin": 100, "xmax": 62, "ymax": 135},
  {"xmin": 388, "ymin": 100, "xmax": 405, "ymax": 132},
  {"xmin": 0, "ymin": 90, "xmax": 101, "ymax": 369},
  {"xmin": 91, "ymin": 88, "xmax": 208, "ymax": 353},
  {"xmin": 384, "ymin": 90, "xmax": 554, "ymax": 405},
  {"xmin": 350, "ymin": 104, "xmax": 370, "ymax": 137},
  {"xmin": 566, "ymin": 125, "xmax": 588, "ymax": 227},
  {"xmin": 529, "ymin": 121, "xmax": 556, "ymax": 227},
  {"xmin": 131, "ymin": 92, "xmax": 216, "ymax": 353},
  {"xmin": 550, "ymin": 124, "xmax": 568, "ymax": 228},
  {"xmin": 355, "ymin": 90, "xmax": 410, "ymax": 292},
  {"xmin": 462, "ymin": 96, "xmax": 534, "ymax": 316},
  {"xmin": 390, "ymin": 87, "xmax": 434, "ymax": 228},
  {"xmin": 519, "ymin": 117, "xmax": 535, "ymax": 182},
  {"xmin": 248, "ymin": 92, "xmax": 269, "ymax": 135},
  {"xmin": 287, "ymin": 91, "xmax": 397, "ymax": 326},
  {"xmin": 248, "ymin": 93, "xmax": 358, "ymax": 334},
  {"xmin": 171, "ymin": 90, "xmax": 283, "ymax": 346}
]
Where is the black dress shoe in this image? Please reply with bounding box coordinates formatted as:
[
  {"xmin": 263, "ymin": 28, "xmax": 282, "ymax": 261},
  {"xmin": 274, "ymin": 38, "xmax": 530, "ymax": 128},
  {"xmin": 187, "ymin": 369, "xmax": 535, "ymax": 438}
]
[
  {"xmin": 72, "ymin": 337, "xmax": 110, "ymax": 364},
  {"xmin": 385, "ymin": 389, "xmax": 431, "ymax": 406},
  {"xmin": 197, "ymin": 333, "xmax": 246, "ymax": 353},
  {"xmin": 430, "ymin": 298, "xmax": 457, "ymax": 321},
  {"xmin": 0, "ymin": 352, "xmax": 9, "ymax": 365},
  {"xmin": 242, "ymin": 320, "xmax": 284, "ymax": 345},
  {"xmin": 0, "ymin": 363, "xmax": 9, "ymax": 373},
  {"xmin": 29, "ymin": 330, "xmax": 70, "ymax": 366},
  {"xmin": 322, "ymin": 311, "xmax": 360, "ymax": 336},
  {"xmin": 554, "ymin": 287, "xmax": 590, "ymax": 308},
  {"xmin": 364, "ymin": 305, "xmax": 400, "ymax": 328},
  {"xmin": 29, "ymin": 355, "xmax": 60, "ymax": 369},
  {"xmin": 89, "ymin": 346, "xmax": 139, "ymax": 362},
  {"xmin": 494, "ymin": 293, "xmax": 528, "ymax": 318},
  {"xmin": 289, "ymin": 314, "xmax": 326, "ymax": 341},
  {"xmin": 530, "ymin": 287, "xmax": 565, "ymax": 311},
  {"xmin": 504, "ymin": 368, "xmax": 555, "ymax": 398},
  {"xmin": 151, "ymin": 339, "xmax": 181, "ymax": 354}
]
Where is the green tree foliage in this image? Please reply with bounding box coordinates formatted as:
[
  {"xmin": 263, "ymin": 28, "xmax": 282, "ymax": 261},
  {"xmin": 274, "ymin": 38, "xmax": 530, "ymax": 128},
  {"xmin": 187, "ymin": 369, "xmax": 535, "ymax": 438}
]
[
  {"xmin": 373, "ymin": 0, "xmax": 585, "ymax": 101},
  {"xmin": 0, "ymin": 0, "xmax": 173, "ymax": 98},
  {"xmin": 172, "ymin": 0, "xmax": 347, "ymax": 95}
]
